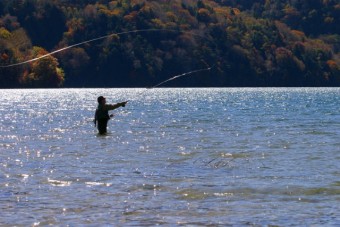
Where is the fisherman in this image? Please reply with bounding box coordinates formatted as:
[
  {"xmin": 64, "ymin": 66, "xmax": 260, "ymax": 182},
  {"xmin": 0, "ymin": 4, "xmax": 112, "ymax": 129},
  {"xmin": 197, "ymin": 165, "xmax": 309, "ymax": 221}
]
[{"xmin": 94, "ymin": 96, "xmax": 127, "ymax": 135}]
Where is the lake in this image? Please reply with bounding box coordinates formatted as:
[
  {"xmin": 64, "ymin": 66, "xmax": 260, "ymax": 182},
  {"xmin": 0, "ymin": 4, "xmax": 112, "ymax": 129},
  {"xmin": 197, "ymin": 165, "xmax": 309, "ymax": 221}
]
[{"xmin": 0, "ymin": 88, "xmax": 339, "ymax": 226}]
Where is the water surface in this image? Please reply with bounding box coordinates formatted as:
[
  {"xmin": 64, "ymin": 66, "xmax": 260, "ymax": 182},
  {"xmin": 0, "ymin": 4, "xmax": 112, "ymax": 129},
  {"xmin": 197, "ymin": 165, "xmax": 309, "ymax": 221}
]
[{"xmin": 0, "ymin": 88, "xmax": 339, "ymax": 226}]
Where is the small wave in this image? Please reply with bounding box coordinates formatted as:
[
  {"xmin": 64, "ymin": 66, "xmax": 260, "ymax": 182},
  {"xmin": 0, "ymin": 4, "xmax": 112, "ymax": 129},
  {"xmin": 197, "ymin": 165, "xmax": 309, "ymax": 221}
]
[
  {"xmin": 85, "ymin": 182, "xmax": 112, "ymax": 187},
  {"xmin": 47, "ymin": 179, "xmax": 72, "ymax": 187}
]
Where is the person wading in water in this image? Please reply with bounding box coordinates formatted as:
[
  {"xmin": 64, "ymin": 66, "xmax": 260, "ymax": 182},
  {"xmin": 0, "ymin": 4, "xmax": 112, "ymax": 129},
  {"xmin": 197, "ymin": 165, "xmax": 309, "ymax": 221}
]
[{"xmin": 94, "ymin": 96, "xmax": 127, "ymax": 135}]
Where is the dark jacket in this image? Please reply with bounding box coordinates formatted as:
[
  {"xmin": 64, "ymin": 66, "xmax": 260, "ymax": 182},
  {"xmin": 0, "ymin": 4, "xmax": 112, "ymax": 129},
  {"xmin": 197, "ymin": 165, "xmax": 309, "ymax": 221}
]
[{"xmin": 94, "ymin": 102, "xmax": 125, "ymax": 125}]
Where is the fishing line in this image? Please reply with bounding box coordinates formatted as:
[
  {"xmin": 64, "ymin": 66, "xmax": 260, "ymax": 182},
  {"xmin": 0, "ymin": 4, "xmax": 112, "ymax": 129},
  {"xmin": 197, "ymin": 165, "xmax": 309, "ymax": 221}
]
[
  {"xmin": 0, "ymin": 28, "xmax": 209, "ymax": 68},
  {"xmin": 0, "ymin": 27, "xmax": 215, "ymax": 96},
  {"xmin": 1, "ymin": 27, "xmax": 216, "ymax": 93}
]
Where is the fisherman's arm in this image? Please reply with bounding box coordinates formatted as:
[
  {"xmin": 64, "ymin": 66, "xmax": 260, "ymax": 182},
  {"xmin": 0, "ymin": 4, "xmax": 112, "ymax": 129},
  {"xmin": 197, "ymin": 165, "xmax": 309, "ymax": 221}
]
[{"xmin": 105, "ymin": 101, "xmax": 127, "ymax": 110}]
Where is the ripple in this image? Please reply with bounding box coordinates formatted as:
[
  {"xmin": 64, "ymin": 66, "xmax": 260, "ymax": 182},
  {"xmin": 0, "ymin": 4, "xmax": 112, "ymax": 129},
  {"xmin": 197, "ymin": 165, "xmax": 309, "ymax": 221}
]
[
  {"xmin": 0, "ymin": 88, "xmax": 339, "ymax": 226},
  {"xmin": 47, "ymin": 179, "xmax": 72, "ymax": 187},
  {"xmin": 85, "ymin": 182, "xmax": 112, "ymax": 187}
]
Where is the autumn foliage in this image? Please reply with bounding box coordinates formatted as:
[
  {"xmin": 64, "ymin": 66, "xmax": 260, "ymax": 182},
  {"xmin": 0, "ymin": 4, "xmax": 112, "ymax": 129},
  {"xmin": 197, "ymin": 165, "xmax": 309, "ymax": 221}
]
[{"xmin": 0, "ymin": 0, "xmax": 339, "ymax": 87}]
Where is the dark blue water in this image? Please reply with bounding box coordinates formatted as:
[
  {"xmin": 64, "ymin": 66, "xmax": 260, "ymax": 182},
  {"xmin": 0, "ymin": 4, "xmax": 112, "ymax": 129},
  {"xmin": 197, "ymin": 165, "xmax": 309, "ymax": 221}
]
[{"xmin": 0, "ymin": 88, "xmax": 339, "ymax": 225}]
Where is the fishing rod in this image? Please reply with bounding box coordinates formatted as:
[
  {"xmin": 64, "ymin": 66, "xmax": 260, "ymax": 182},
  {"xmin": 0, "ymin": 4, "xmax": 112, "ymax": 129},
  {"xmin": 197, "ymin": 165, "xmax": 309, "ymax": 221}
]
[
  {"xmin": 150, "ymin": 65, "xmax": 214, "ymax": 89},
  {"xmin": 138, "ymin": 67, "xmax": 213, "ymax": 94},
  {"xmin": 131, "ymin": 64, "xmax": 215, "ymax": 101},
  {"xmin": 0, "ymin": 28, "xmax": 209, "ymax": 68},
  {"xmin": 93, "ymin": 65, "xmax": 214, "ymax": 125}
]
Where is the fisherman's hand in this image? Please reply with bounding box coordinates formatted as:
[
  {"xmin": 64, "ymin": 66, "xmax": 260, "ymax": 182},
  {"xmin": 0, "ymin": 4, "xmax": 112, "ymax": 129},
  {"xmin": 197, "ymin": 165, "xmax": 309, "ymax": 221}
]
[{"xmin": 121, "ymin": 101, "xmax": 128, "ymax": 107}]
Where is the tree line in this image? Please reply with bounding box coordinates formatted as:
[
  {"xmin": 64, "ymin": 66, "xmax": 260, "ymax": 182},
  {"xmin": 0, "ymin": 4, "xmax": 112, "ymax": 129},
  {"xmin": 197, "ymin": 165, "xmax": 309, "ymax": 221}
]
[{"xmin": 0, "ymin": 0, "xmax": 339, "ymax": 88}]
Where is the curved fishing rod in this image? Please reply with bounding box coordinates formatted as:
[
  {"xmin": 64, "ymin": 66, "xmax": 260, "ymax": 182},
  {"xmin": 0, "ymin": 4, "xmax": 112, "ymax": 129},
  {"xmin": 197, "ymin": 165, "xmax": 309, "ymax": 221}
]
[
  {"xmin": 94, "ymin": 65, "xmax": 214, "ymax": 124},
  {"xmin": 0, "ymin": 28, "xmax": 209, "ymax": 68},
  {"xmin": 150, "ymin": 65, "xmax": 214, "ymax": 89},
  {"xmin": 126, "ymin": 64, "xmax": 215, "ymax": 102}
]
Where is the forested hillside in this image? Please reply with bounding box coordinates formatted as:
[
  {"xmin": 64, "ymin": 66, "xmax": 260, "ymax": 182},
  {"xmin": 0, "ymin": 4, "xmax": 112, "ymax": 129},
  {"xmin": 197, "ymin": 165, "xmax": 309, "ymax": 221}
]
[{"xmin": 0, "ymin": 0, "xmax": 339, "ymax": 87}]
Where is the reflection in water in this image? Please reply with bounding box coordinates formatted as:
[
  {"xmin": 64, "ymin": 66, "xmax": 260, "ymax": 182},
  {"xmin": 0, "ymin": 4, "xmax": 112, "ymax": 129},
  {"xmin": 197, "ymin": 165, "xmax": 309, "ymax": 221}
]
[{"xmin": 0, "ymin": 88, "xmax": 339, "ymax": 226}]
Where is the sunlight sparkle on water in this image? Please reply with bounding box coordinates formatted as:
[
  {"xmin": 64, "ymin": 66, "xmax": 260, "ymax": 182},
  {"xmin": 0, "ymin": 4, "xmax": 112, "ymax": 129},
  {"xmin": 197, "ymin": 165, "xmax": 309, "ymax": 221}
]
[{"xmin": 0, "ymin": 88, "xmax": 339, "ymax": 226}]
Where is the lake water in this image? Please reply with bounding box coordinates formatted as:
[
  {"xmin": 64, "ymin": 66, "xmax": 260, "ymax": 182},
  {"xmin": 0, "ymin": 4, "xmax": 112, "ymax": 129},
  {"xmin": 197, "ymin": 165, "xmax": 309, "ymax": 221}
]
[{"xmin": 0, "ymin": 88, "xmax": 339, "ymax": 226}]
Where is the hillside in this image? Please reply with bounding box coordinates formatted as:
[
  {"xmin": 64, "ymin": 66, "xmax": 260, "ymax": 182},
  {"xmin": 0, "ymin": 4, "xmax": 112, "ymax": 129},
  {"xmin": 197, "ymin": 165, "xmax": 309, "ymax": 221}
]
[{"xmin": 0, "ymin": 0, "xmax": 339, "ymax": 87}]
